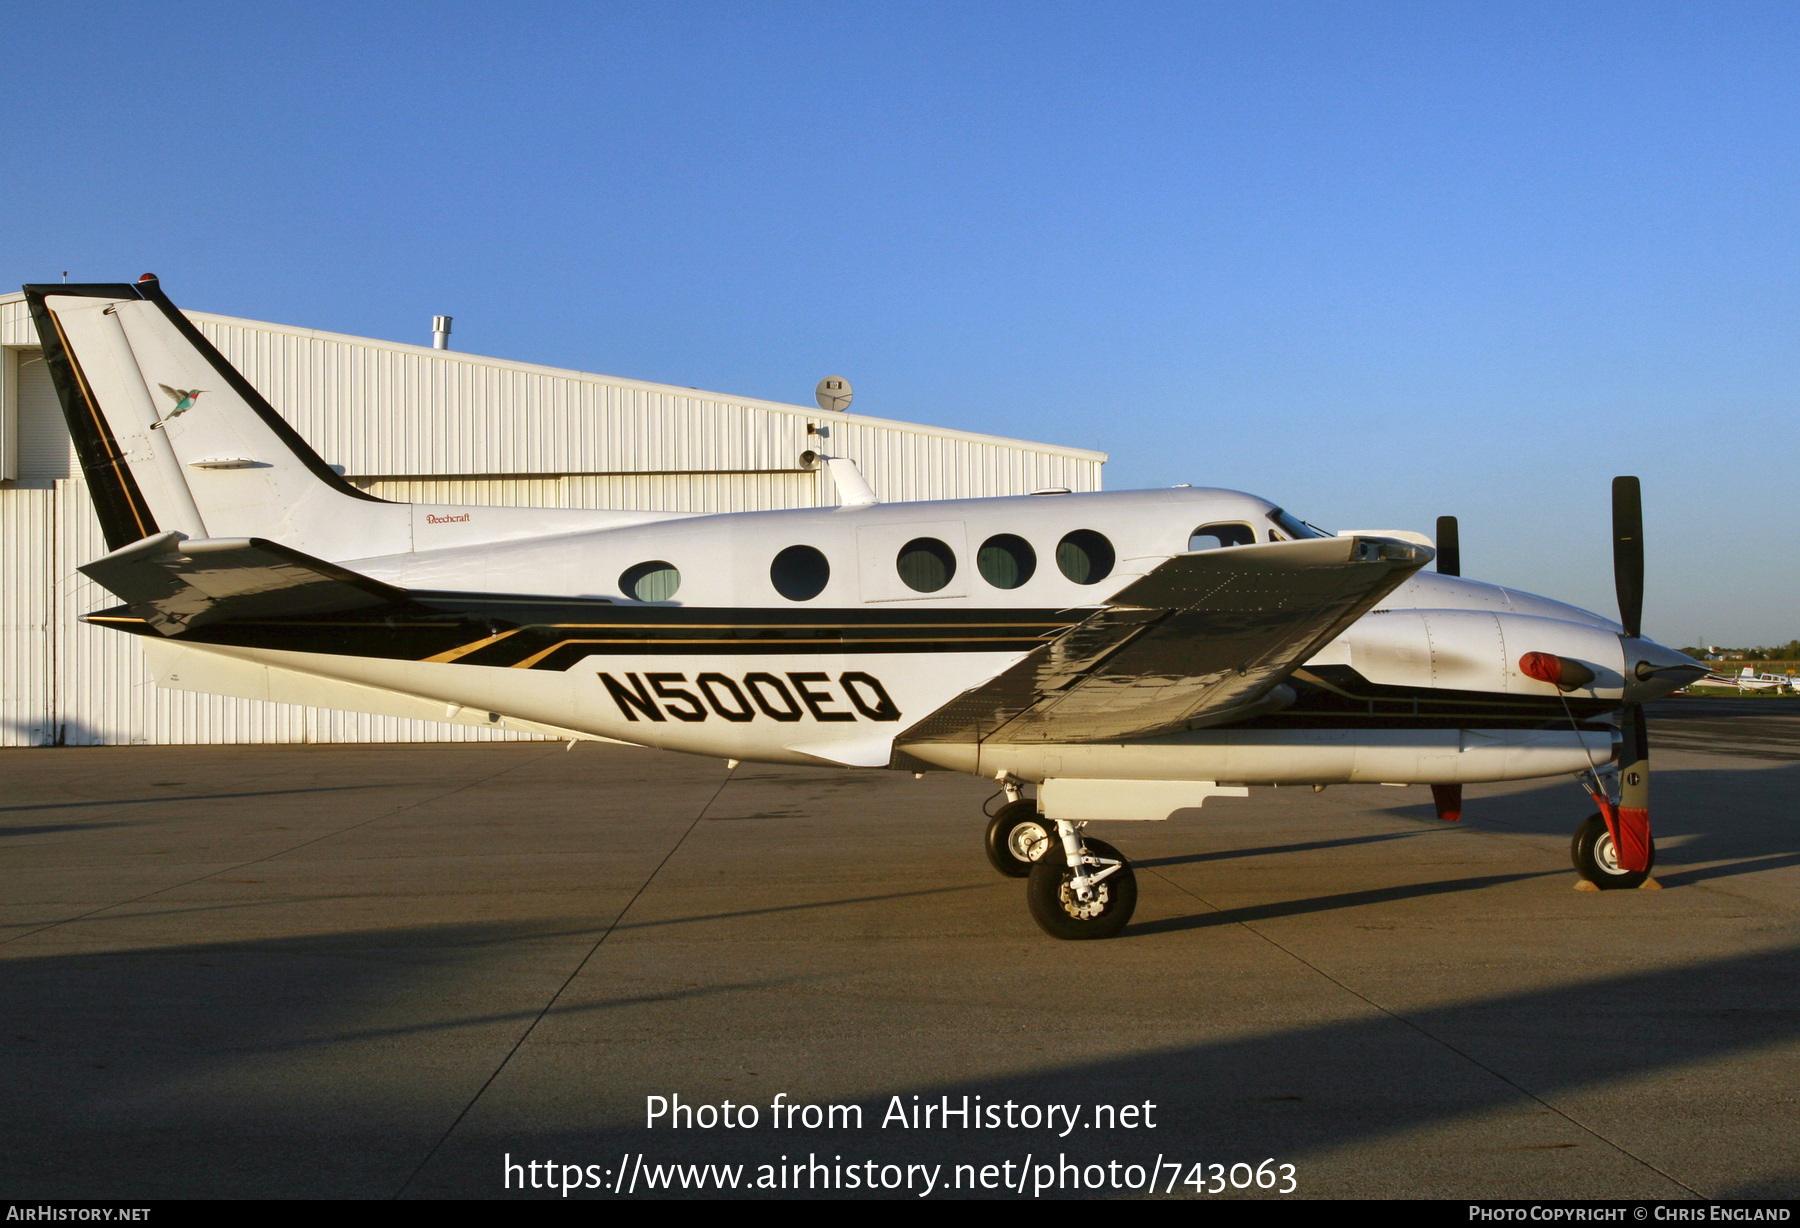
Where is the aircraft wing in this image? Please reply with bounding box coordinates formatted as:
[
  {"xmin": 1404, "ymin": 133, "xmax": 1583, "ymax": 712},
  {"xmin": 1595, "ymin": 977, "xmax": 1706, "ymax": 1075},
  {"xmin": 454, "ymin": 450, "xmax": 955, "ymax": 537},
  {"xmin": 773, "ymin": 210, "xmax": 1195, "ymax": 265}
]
[
  {"xmin": 903, "ymin": 535, "xmax": 1432, "ymax": 745},
  {"xmin": 78, "ymin": 531, "xmax": 404, "ymax": 635}
]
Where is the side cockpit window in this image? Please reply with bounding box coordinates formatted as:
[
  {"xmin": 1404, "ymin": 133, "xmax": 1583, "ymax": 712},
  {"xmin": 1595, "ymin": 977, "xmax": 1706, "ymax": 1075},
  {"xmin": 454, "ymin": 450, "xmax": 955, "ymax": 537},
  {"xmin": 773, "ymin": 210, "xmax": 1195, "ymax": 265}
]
[
  {"xmin": 1189, "ymin": 522, "xmax": 1257, "ymax": 551},
  {"xmin": 1268, "ymin": 508, "xmax": 1330, "ymax": 540}
]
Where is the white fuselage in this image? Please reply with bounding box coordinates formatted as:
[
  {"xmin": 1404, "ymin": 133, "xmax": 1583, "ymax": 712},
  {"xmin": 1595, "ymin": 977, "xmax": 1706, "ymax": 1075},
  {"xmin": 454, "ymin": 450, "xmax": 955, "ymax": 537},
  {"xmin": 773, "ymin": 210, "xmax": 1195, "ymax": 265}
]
[{"xmin": 150, "ymin": 487, "xmax": 1638, "ymax": 786}]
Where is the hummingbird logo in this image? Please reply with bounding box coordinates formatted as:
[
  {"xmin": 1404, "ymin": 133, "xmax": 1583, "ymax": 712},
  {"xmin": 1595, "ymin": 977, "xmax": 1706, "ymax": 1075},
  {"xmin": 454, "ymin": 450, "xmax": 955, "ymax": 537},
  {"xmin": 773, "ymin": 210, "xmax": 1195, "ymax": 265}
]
[{"xmin": 154, "ymin": 385, "xmax": 204, "ymax": 428}]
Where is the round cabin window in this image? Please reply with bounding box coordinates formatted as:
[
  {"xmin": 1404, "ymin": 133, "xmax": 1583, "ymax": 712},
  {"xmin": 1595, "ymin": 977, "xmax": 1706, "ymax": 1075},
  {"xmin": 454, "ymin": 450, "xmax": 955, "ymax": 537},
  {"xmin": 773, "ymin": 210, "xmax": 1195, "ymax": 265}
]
[
  {"xmin": 1056, "ymin": 529, "xmax": 1115, "ymax": 585},
  {"xmin": 977, "ymin": 534, "xmax": 1036, "ymax": 589},
  {"xmin": 620, "ymin": 561, "xmax": 680, "ymax": 602},
  {"xmin": 770, "ymin": 545, "xmax": 830, "ymax": 601},
  {"xmin": 896, "ymin": 537, "xmax": 956, "ymax": 593}
]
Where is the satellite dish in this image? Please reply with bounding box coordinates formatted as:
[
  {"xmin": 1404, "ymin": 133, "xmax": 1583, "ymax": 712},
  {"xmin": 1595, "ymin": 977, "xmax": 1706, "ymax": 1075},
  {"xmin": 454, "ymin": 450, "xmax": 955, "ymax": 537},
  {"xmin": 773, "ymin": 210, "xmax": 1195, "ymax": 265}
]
[{"xmin": 815, "ymin": 376, "xmax": 852, "ymax": 413}]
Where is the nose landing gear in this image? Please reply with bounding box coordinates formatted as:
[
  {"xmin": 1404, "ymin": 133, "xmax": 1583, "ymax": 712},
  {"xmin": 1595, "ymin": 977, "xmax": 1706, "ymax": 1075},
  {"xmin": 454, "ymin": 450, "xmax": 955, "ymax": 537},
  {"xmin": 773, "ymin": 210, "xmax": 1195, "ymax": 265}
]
[
  {"xmin": 1571, "ymin": 696, "xmax": 1657, "ymax": 890},
  {"xmin": 1571, "ymin": 811, "xmax": 1655, "ymax": 890}
]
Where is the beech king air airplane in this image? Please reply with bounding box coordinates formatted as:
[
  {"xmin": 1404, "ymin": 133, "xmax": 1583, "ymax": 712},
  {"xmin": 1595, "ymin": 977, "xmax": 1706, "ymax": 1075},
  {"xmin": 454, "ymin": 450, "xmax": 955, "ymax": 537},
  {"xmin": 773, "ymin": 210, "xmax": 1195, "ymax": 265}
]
[{"xmin": 26, "ymin": 276, "xmax": 1707, "ymax": 939}]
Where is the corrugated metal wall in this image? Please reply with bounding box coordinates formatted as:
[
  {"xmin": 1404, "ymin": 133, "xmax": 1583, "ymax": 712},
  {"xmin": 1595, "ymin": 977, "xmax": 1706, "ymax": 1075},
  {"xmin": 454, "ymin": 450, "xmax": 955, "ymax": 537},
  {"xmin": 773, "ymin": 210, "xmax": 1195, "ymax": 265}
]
[
  {"xmin": 15, "ymin": 351, "xmax": 70, "ymax": 479},
  {"xmin": 45, "ymin": 476, "xmax": 528, "ymax": 746},
  {"xmin": 0, "ymin": 486, "xmax": 52, "ymax": 746},
  {"xmin": 189, "ymin": 313, "xmax": 1101, "ymax": 502},
  {"xmin": 0, "ymin": 292, "xmax": 1104, "ymax": 746},
  {"xmin": 355, "ymin": 472, "xmax": 822, "ymax": 514}
]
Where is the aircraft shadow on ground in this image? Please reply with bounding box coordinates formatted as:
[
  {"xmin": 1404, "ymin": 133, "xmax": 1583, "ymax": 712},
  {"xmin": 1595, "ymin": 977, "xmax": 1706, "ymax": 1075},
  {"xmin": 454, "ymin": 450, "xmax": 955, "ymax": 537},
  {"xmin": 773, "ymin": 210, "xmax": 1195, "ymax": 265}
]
[
  {"xmin": 0, "ymin": 784, "xmax": 387, "ymax": 815},
  {"xmin": 424, "ymin": 935, "xmax": 1800, "ymax": 1199},
  {"xmin": 1134, "ymin": 830, "xmax": 1425, "ymax": 869},
  {"xmin": 1111, "ymin": 762, "xmax": 1800, "ymax": 936},
  {"xmin": 1, "ymin": 910, "xmax": 1797, "ymax": 1197},
  {"xmin": 4, "ymin": 756, "xmax": 1800, "ymax": 1196},
  {"xmin": 1374, "ymin": 762, "xmax": 1800, "ymax": 883},
  {"xmin": 0, "ymin": 919, "xmax": 692, "ymax": 1197},
  {"xmin": 608, "ymin": 882, "xmax": 996, "ymax": 934},
  {"xmin": 1124, "ymin": 871, "xmax": 1561, "ymax": 936},
  {"xmin": 0, "ymin": 820, "xmax": 146, "ymax": 838}
]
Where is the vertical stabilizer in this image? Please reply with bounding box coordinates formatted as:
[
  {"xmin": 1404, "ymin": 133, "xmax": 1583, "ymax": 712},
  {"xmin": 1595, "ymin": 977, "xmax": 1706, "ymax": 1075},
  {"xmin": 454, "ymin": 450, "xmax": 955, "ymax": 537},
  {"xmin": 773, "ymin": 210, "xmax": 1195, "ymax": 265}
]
[{"xmin": 23, "ymin": 278, "xmax": 411, "ymax": 560}]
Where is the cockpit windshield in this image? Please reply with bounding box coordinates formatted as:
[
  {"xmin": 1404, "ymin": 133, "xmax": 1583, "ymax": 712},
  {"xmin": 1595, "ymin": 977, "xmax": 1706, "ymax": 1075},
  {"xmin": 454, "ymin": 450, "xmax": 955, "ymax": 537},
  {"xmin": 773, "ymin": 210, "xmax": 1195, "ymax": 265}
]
[{"xmin": 1268, "ymin": 508, "xmax": 1331, "ymax": 540}]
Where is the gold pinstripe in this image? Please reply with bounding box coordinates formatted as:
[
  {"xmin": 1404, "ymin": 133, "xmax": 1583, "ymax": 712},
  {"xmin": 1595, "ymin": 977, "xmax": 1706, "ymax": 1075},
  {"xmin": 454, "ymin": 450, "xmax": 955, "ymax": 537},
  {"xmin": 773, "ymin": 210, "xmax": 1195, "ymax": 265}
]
[
  {"xmin": 420, "ymin": 627, "xmax": 526, "ymax": 663},
  {"xmin": 505, "ymin": 633, "xmax": 1053, "ymax": 670}
]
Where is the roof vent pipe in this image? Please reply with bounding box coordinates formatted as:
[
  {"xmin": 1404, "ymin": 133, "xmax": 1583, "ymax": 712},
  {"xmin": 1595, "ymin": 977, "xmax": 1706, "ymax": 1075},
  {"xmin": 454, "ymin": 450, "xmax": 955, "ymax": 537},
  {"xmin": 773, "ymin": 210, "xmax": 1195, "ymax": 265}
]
[{"xmin": 432, "ymin": 315, "xmax": 452, "ymax": 350}]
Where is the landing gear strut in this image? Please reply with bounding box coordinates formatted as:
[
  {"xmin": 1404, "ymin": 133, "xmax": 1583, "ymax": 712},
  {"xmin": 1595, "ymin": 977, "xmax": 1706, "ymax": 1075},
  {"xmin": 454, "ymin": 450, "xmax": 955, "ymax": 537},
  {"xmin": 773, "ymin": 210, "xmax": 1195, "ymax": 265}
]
[
  {"xmin": 1026, "ymin": 821, "xmax": 1138, "ymax": 940},
  {"xmin": 1571, "ymin": 696, "xmax": 1656, "ymax": 889}
]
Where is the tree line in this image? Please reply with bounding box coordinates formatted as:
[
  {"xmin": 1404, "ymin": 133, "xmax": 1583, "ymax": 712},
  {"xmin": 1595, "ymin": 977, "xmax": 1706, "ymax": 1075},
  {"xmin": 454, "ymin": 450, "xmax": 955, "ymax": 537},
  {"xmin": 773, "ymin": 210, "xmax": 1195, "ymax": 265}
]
[{"xmin": 1680, "ymin": 640, "xmax": 1800, "ymax": 662}]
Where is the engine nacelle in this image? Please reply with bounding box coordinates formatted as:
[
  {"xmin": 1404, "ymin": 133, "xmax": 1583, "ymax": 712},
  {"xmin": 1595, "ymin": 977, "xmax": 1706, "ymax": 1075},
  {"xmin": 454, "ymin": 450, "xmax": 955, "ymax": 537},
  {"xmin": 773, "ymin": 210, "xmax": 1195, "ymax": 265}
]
[{"xmin": 1307, "ymin": 609, "xmax": 1625, "ymax": 699}]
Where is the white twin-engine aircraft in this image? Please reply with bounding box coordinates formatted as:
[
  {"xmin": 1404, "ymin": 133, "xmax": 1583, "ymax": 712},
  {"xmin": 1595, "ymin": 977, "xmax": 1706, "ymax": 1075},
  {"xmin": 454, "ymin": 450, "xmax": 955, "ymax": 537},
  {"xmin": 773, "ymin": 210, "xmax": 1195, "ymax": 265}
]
[{"xmin": 28, "ymin": 277, "xmax": 1706, "ymax": 939}]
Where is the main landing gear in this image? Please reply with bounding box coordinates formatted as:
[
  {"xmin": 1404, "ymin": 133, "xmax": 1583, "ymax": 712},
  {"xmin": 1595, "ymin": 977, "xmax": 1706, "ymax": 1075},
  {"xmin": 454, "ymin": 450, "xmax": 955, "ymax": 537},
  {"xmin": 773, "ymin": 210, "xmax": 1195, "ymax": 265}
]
[
  {"xmin": 985, "ymin": 800, "xmax": 1053, "ymax": 877},
  {"xmin": 984, "ymin": 789, "xmax": 1138, "ymax": 939},
  {"xmin": 1028, "ymin": 828, "xmax": 1138, "ymax": 940}
]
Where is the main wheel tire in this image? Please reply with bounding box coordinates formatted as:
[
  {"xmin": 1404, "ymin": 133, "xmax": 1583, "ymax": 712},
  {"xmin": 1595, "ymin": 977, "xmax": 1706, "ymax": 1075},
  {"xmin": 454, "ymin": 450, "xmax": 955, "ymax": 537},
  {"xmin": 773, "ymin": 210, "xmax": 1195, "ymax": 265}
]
[
  {"xmin": 985, "ymin": 800, "xmax": 1054, "ymax": 878},
  {"xmin": 1027, "ymin": 837, "xmax": 1137, "ymax": 939},
  {"xmin": 1571, "ymin": 812, "xmax": 1654, "ymax": 889}
]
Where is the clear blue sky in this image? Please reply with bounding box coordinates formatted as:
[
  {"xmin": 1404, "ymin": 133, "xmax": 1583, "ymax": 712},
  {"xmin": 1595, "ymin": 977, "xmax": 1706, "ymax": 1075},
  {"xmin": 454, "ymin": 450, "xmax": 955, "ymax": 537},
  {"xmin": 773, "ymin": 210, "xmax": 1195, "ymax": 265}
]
[{"xmin": 7, "ymin": 2, "xmax": 1796, "ymax": 645}]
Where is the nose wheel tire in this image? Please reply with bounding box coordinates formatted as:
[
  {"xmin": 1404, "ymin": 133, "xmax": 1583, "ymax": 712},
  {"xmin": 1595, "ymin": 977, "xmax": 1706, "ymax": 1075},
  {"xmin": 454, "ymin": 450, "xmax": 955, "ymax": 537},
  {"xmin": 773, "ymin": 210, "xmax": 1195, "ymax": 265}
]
[
  {"xmin": 1027, "ymin": 837, "xmax": 1137, "ymax": 939},
  {"xmin": 1571, "ymin": 812, "xmax": 1654, "ymax": 889},
  {"xmin": 985, "ymin": 800, "xmax": 1054, "ymax": 878}
]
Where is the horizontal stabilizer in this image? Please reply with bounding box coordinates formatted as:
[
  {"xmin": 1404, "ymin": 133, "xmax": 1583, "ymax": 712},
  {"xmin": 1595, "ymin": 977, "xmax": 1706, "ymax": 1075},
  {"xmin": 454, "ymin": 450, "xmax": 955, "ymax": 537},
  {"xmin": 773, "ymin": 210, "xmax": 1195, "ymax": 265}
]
[
  {"xmin": 79, "ymin": 531, "xmax": 405, "ymax": 635},
  {"xmin": 903, "ymin": 535, "xmax": 1431, "ymax": 744}
]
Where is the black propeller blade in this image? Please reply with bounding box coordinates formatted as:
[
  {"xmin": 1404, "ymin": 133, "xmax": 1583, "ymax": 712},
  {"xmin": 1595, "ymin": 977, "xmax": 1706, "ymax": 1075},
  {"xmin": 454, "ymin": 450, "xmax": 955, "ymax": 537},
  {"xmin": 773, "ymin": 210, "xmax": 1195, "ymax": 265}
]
[
  {"xmin": 1612, "ymin": 476, "xmax": 1644, "ymax": 640},
  {"xmin": 1427, "ymin": 514, "xmax": 1460, "ymax": 824},
  {"xmin": 1435, "ymin": 515, "xmax": 1460, "ymax": 577},
  {"xmin": 1610, "ymin": 475, "xmax": 1653, "ymax": 877}
]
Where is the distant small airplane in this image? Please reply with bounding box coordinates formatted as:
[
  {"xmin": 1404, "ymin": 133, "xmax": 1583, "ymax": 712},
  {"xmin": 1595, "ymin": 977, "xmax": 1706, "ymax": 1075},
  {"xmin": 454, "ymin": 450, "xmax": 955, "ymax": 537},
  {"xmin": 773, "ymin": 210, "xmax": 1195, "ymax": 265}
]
[
  {"xmin": 1697, "ymin": 668, "xmax": 1794, "ymax": 693},
  {"xmin": 25, "ymin": 275, "xmax": 1707, "ymax": 939}
]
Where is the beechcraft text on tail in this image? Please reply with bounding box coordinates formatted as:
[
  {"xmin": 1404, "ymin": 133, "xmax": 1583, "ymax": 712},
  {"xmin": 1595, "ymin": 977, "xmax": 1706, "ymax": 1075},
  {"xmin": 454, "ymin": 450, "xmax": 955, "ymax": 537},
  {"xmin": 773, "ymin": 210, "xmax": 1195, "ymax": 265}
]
[{"xmin": 26, "ymin": 275, "xmax": 1706, "ymax": 939}]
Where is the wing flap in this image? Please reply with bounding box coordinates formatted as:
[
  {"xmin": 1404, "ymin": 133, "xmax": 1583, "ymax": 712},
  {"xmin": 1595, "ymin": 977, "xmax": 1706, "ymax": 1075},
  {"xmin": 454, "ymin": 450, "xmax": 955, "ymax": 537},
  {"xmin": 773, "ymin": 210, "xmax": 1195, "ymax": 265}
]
[
  {"xmin": 903, "ymin": 535, "xmax": 1431, "ymax": 745},
  {"xmin": 79, "ymin": 531, "xmax": 404, "ymax": 635}
]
